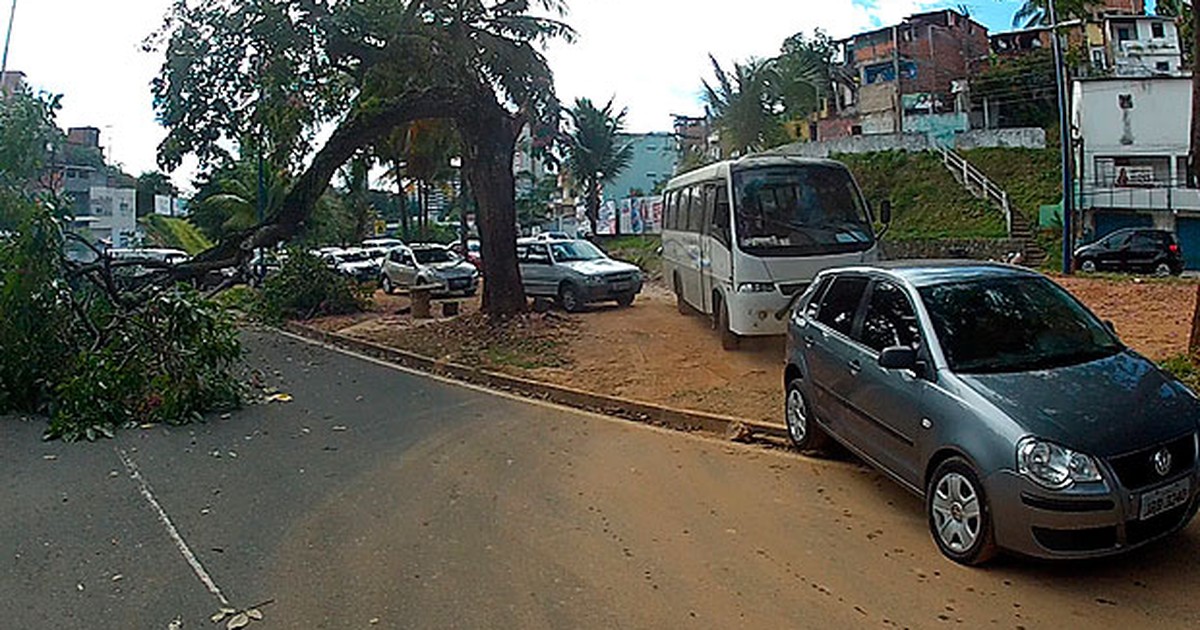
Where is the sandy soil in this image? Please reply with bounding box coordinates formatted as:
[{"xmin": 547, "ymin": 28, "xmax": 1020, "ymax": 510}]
[{"xmin": 309, "ymin": 275, "xmax": 1200, "ymax": 428}]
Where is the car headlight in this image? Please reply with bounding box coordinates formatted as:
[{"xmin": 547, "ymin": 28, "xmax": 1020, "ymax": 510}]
[
  {"xmin": 738, "ymin": 282, "xmax": 776, "ymax": 294},
  {"xmin": 585, "ymin": 275, "xmax": 606, "ymax": 285},
  {"xmin": 1016, "ymin": 437, "xmax": 1103, "ymax": 489}
]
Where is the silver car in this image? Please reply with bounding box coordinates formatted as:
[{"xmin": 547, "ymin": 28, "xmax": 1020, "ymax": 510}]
[
  {"xmin": 784, "ymin": 262, "xmax": 1200, "ymax": 564},
  {"xmin": 517, "ymin": 238, "xmax": 643, "ymax": 312},
  {"xmin": 379, "ymin": 243, "xmax": 478, "ymax": 296}
]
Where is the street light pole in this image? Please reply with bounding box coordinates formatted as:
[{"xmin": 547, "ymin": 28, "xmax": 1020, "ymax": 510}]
[
  {"xmin": 1048, "ymin": 1, "xmax": 1075, "ymax": 274},
  {"xmin": 0, "ymin": 0, "xmax": 17, "ymax": 80}
]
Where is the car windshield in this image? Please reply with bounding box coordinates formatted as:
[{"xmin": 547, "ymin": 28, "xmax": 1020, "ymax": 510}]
[
  {"xmin": 733, "ymin": 164, "xmax": 874, "ymax": 256},
  {"xmin": 550, "ymin": 241, "xmax": 605, "ymax": 262},
  {"xmin": 919, "ymin": 277, "xmax": 1123, "ymax": 374},
  {"xmin": 414, "ymin": 248, "xmax": 453, "ymax": 264}
]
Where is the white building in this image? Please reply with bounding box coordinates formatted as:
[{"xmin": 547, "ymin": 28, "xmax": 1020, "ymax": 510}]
[
  {"xmin": 1100, "ymin": 14, "xmax": 1183, "ymax": 78},
  {"xmin": 85, "ymin": 187, "xmax": 138, "ymax": 249},
  {"xmin": 1072, "ymin": 75, "xmax": 1200, "ymax": 267}
]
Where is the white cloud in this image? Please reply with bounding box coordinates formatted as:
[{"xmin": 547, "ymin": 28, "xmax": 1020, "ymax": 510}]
[{"xmin": 3, "ymin": 0, "xmax": 939, "ymax": 189}]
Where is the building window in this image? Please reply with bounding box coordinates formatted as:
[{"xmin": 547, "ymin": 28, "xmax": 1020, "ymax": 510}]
[
  {"xmin": 1152, "ymin": 22, "xmax": 1165, "ymax": 39},
  {"xmin": 1117, "ymin": 27, "xmax": 1133, "ymax": 42},
  {"xmin": 1156, "ymin": 61, "xmax": 1170, "ymax": 72}
]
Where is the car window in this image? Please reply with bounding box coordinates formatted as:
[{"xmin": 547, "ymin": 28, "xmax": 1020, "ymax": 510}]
[
  {"xmin": 804, "ymin": 276, "xmax": 833, "ymax": 318},
  {"xmin": 858, "ymin": 281, "xmax": 921, "ymax": 353},
  {"xmin": 526, "ymin": 243, "xmax": 550, "ymax": 264},
  {"xmin": 815, "ymin": 276, "xmax": 869, "ymax": 337},
  {"xmin": 1131, "ymin": 232, "xmax": 1160, "ymax": 250},
  {"xmin": 920, "ymin": 276, "xmax": 1122, "ymax": 373},
  {"xmin": 1101, "ymin": 232, "xmax": 1131, "ymax": 249}
]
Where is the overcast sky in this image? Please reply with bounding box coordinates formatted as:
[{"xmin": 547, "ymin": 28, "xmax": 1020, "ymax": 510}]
[{"xmin": 2, "ymin": 0, "xmax": 1035, "ymax": 189}]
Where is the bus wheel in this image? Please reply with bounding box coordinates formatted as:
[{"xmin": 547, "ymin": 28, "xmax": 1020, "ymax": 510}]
[
  {"xmin": 718, "ymin": 300, "xmax": 740, "ymax": 351},
  {"xmin": 674, "ymin": 274, "xmax": 689, "ymax": 315}
]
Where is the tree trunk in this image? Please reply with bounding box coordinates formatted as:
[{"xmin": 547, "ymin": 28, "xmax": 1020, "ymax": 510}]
[
  {"xmin": 395, "ymin": 160, "xmax": 409, "ymax": 240},
  {"xmin": 586, "ymin": 181, "xmax": 600, "ymax": 237},
  {"xmin": 1189, "ymin": 5, "xmax": 1200, "ymax": 355},
  {"xmin": 458, "ymin": 103, "xmax": 527, "ymax": 317}
]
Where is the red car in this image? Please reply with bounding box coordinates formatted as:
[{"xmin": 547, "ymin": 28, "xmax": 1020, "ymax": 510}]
[{"xmin": 449, "ymin": 239, "xmax": 482, "ymax": 270}]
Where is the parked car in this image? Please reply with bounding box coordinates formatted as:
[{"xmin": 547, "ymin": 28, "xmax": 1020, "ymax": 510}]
[
  {"xmin": 108, "ymin": 247, "xmax": 191, "ymax": 266},
  {"xmin": 534, "ymin": 231, "xmax": 573, "ymax": 241},
  {"xmin": 448, "ymin": 239, "xmax": 482, "ymax": 270},
  {"xmin": 378, "ymin": 243, "xmax": 478, "ymax": 296},
  {"xmin": 784, "ymin": 261, "xmax": 1200, "ymax": 564},
  {"xmin": 325, "ymin": 247, "xmax": 379, "ymax": 283},
  {"xmin": 363, "ymin": 237, "xmax": 405, "ymax": 251},
  {"xmin": 1073, "ymin": 228, "xmax": 1184, "ymax": 276},
  {"xmin": 517, "ymin": 238, "xmax": 643, "ymax": 312}
]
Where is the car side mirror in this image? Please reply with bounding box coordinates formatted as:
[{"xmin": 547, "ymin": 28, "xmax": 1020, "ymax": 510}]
[
  {"xmin": 1104, "ymin": 320, "xmax": 1116, "ymax": 333},
  {"xmin": 879, "ymin": 346, "xmax": 918, "ymax": 371},
  {"xmin": 879, "ymin": 199, "xmax": 892, "ymax": 225}
]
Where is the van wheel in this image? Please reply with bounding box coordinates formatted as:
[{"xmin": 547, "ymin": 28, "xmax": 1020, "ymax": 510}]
[
  {"xmin": 674, "ymin": 273, "xmax": 689, "ymax": 315},
  {"xmin": 718, "ymin": 299, "xmax": 740, "ymax": 351}
]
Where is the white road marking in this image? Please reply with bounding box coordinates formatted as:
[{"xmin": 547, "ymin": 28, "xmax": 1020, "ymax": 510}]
[{"xmin": 116, "ymin": 448, "xmax": 232, "ymax": 607}]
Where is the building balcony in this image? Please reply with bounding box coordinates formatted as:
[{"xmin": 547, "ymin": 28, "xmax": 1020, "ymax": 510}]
[{"xmin": 1080, "ymin": 184, "xmax": 1200, "ymax": 213}]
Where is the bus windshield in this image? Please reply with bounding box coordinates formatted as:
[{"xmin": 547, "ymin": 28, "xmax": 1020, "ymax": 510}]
[{"xmin": 732, "ymin": 165, "xmax": 874, "ymax": 256}]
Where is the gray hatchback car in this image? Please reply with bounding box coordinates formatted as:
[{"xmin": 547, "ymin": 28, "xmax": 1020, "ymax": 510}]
[{"xmin": 784, "ymin": 262, "xmax": 1200, "ymax": 564}]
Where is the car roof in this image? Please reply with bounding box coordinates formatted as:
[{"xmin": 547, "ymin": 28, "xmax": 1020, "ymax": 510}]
[
  {"xmin": 822, "ymin": 260, "xmax": 1043, "ymax": 288},
  {"xmin": 408, "ymin": 243, "xmax": 448, "ymax": 250}
]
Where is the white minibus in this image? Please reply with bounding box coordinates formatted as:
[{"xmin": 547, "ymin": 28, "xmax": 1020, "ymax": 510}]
[{"xmin": 661, "ymin": 155, "xmax": 889, "ymax": 349}]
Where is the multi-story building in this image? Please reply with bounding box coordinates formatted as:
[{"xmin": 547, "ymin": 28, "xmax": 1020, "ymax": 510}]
[
  {"xmin": 1, "ymin": 70, "xmax": 25, "ymax": 95},
  {"xmin": 601, "ymin": 132, "xmax": 677, "ymax": 201},
  {"xmin": 1072, "ymin": 75, "xmax": 1200, "ymax": 268},
  {"xmin": 829, "ymin": 9, "xmax": 989, "ymax": 138},
  {"xmin": 55, "ymin": 126, "xmax": 139, "ymax": 249}
]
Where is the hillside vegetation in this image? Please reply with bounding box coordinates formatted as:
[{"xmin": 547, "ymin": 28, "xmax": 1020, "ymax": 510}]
[{"xmin": 835, "ymin": 147, "xmax": 1063, "ymax": 242}]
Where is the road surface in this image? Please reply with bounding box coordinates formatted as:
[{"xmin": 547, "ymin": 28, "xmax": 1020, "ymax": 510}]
[{"xmin": 3, "ymin": 329, "xmax": 1199, "ymax": 628}]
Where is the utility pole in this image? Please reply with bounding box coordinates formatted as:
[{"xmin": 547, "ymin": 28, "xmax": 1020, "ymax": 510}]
[
  {"xmin": 0, "ymin": 0, "xmax": 16, "ymax": 81},
  {"xmin": 1049, "ymin": 0, "xmax": 1075, "ymax": 274},
  {"xmin": 893, "ymin": 24, "xmax": 904, "ymax": 134}
]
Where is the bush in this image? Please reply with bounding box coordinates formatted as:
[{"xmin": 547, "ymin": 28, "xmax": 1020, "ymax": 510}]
[
  {"xmin": 255, "ymin": 248, "xmax": 370, "ymax": 322},
  {"xmin": 1162, "ymin": 354, "xmax": 1200, "ymax": 393},
  {"xmin": 0, "ymin": 203, "xmax": 245, "ymax": 441}
]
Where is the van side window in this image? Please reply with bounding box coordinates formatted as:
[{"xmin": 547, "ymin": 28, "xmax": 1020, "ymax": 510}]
[
  {"xmin": 711, "ymin": 183, "xmax": 731, "ymax": 246},
  {"xmin": 816, "ymin": 276, "xmax": 869, "ymax": 337}
]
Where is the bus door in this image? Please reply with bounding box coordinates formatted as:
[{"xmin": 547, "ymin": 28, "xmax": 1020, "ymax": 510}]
[{"xmin": 701, "ymin": 181, "xmax": 733, "ymax": 314}]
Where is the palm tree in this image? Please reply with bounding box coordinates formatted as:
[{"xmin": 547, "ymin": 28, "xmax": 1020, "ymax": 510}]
[
  {"xmin": 702, "ymin": 55, "xmax": 785, "ymax": 158},
  {"xmin": 190, "ymin": 153, "xmax": 288, "ymax": 242},
  {"xmin": 562, "ymin": 97, "xmax": 634, "ymax": 236},
  {"xmin": 1012, "ymin": 0, "xmax": 1096, "ymax": 28},
  {"xmin": 776, "ymin": 30, "xmax": 834, "ymax": 122}
]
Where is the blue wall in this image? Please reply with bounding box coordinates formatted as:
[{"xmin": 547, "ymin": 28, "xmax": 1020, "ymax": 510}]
[{"xmin": 602, "ymin": 132, "xmax": 678, "ymax": 202}]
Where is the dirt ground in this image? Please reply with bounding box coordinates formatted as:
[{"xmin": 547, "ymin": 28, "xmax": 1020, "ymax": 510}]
[{"xmin": 309, "ymin": 275, "xmax": 1200, "ymax": 428}]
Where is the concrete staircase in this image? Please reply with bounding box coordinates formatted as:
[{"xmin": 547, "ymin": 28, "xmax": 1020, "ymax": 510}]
[{"xmin": 934, "ymin": 144, "xmax": 1047, "ymax": 267}]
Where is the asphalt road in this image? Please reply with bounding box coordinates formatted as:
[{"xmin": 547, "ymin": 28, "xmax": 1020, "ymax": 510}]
[{"xmin": 3, "ymin": 329, "xmax": 1200, "ymax": 629}]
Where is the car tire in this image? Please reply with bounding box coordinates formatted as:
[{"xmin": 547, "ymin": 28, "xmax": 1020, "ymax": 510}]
[
  {"xmin": 1079, "ymin": 259, "xmax": 1097, "ymax": 274},
  {"xmin": 927, "ymin": 458, "xmax": 998, "ymax": 566},
  {"xmin": 1155, "ymin": 262, "xmax": 1172, "ymax": 277},
  {"xmin": 381, "ymin": 275, "xmax": 395, "ymax": 295},
  {"xmin": 785, "ymin": 378, "xmax": 830, "ymax": 452},
  {"xmin": 718, "ymin": 299, "xmax": 740, "ymax": 351},
  {"xmin": 559, "ymin": 283, "xmax": 584, "ymax": 313},
  {"xmin": 616, "ymin": 293, "xmax": 635, "ymax": 307}
]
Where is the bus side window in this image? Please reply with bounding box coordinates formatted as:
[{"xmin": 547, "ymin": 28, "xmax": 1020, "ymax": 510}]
[
  {"xmin": 679, "ymin": 187, "xmax": 692, "ymax": 232},
  {"xmin": 688, "ymin": 186, "xmax": 705, "ymax": 232},
  {"xmin": 711, "ymin": 183, "xmax": 731, "ymax": 246},
  {"xmin": 667, "ymin": 190, "xmax": 678, "ymax": 230},
  {"xmin": 700, "ymin": 184, "xmax": 715, "ymax": 237}
]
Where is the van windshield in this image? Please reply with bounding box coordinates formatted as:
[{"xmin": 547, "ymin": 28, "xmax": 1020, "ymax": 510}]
[{"xmin": 732, "ymin": 164, "xmax": 874, "ymax": 257}]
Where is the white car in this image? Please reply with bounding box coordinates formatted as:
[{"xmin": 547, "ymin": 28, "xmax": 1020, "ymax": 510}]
[{"xmin": 379, "ymin": 243, "xmax": 478, "ymax": 296}]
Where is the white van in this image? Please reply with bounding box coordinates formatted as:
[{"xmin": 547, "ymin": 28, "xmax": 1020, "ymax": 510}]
[{"xmin": 661, "ymin": 155, "xmax": 888, "ymax": 349}]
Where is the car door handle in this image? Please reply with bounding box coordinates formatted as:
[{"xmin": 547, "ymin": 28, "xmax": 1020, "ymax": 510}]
[{"xmin": 848, "ymin": 359, "xmax": 862, "ymax": 375}]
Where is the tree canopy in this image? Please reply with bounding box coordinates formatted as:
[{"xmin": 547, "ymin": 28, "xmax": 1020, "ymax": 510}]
[{"xmin": 562, "ymin": 97, "xmax": 633, "ymax": 235}]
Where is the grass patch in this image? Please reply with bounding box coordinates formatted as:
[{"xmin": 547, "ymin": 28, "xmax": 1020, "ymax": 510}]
[
  {"xmin": 599, "ymin": 235, "xmax": 662, "ymax": 281},
  {"xmin": 1162, "ymin": 354, "xmax": 1200, "ymax": 392},
  {"xmin": 838, "ymin": 151, "xmax": 1005, "ymax": 240}
]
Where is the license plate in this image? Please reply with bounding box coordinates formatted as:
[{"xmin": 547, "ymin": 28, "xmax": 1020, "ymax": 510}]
[
  {"xmin": 611, "ymin": 281, "xmax": 631, "ymax": 291},
  {"xmin": 449, "ymin": 279, "xmax": 467, "ymax": 289},
  {"xmin": 1139, "ymin": 478, "xmax": 1191, "ymax": 520}
]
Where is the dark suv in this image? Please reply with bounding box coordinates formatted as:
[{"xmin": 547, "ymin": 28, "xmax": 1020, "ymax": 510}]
[{"xmin": 1074, "ymin": 228, "xmax": 1184, "ymax": 276}]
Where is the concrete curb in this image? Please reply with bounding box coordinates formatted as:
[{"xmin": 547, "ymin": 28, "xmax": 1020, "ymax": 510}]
[{"xmin": 281, "ymin": 321, "xmax": 791, "ymax": 446}]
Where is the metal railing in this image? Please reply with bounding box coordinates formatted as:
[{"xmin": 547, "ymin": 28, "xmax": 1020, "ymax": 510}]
[{"xmin": 933, "ymin": 143, "xmax": 1015, "ymax": 235}]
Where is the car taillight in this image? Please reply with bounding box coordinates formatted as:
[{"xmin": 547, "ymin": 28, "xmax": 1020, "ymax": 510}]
[{"xmin": 1170, "ymin": 243, "xmax": 1180, "ymax": 254}]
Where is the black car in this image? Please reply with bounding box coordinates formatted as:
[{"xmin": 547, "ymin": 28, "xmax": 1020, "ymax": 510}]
[{"xmin": 1074, "ymin": 228, "xmax": 1184, "ymax": 276}]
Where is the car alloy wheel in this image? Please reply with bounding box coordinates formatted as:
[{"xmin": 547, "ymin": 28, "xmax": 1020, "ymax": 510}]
[
  {"xmin": 785, "ymin": 379, "xmax": 828, "ymax": 452},
  {"xmin": 1155, "ymin": 262, "xmax": 1172, "ymax": 277},
  {"xmin": 616, "ymin": 293, "xmax": 635, "ymax": 307},
  {"xmin": 1079, "ymin": 259, "xmax": 1097, "ymax": 273},
  {"xmin": 927, "ymin": 458, "xmax": 997, "ymax": 566},
  {"xmin": 381, "ymin": 275, "xmax": 394, "ymax": 295}
]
